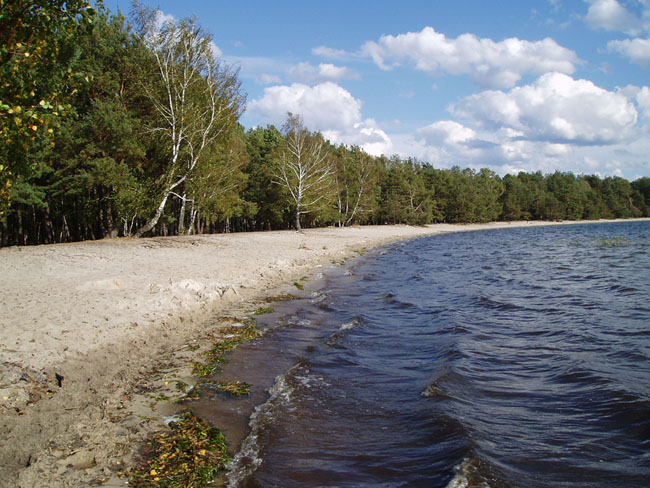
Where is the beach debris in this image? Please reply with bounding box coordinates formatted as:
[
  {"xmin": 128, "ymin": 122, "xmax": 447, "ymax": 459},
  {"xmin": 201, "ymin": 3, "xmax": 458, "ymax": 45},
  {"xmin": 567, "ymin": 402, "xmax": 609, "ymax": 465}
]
[
  {"xmin": 211, "ymin": 381, "xmax": 251, "ymax": 397},
  {"xmin": 190, "ymin": 318, "xmax": 262, "ymax": 378},
  {"xmin": 253, "ymin": 306, "xmax": 275, "ymax": 315},
  {"xmin": 263, "ymin": 293, "xmax": 299, "ymax": 302},
  {"xmin": 0, "ymin": 362, "xmax": 57, "ymax": 411},
  {"xmin": 55, "ymin": 373, "xmax": 65, "ymax": 388},
  {"xmin": 128, "ymin": 412, "xmax": 229, "ymax": 487}
]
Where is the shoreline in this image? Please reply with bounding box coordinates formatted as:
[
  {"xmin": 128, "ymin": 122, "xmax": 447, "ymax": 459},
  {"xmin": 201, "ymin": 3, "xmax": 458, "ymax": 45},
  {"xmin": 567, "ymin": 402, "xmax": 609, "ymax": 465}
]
[{"xmin": 1, "ymin": 219, "xmax": 647, "ymax": 486}]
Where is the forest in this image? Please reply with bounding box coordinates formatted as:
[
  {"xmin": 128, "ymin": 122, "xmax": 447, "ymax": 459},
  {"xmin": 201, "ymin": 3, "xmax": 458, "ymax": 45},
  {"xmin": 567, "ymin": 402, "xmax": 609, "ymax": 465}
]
[{"xmin": 2, "ymin": 2, "xmax": 649, "ymax": 247}]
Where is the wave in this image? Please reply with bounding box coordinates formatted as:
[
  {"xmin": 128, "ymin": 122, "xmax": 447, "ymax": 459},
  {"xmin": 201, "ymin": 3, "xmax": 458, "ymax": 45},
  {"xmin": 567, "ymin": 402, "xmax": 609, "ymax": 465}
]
[
  {"xmin": 226, "ymin": 365, "xmax": 298, "ymax": 487},
  {"xmin": 445, "ymin": 457, "xmax": 494, "ymax": 488}
]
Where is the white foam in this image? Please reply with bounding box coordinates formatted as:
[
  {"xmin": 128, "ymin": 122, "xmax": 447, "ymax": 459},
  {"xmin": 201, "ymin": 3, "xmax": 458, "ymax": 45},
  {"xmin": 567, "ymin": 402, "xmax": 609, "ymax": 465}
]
[
  {"xmin": 162, "ymin": 414, "xmax": 181, "ymax": 426},
  {"xmin": 445, "ymin": 458, "xmax": 491, "ymax": 488},
  {"xmin": 226, "ymin": 368, "xmax": 297, "ymax": 487},
  {"xmin": 340, "ymin": 318, "xmax": 361, "ymax": 330}
]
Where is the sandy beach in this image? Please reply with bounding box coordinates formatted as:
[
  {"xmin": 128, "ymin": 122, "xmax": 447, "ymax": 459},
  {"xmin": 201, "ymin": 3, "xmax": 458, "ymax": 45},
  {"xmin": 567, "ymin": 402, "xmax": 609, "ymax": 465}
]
[{"xmin": 0, "ymin": 220, "xmax": 639, "ymax": 487}]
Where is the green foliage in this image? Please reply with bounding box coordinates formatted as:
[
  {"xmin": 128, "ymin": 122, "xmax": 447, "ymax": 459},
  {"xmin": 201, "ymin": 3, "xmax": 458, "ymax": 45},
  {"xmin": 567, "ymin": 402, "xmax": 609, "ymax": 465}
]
[
  {"xmin": 0, "ymin": 0, "xmax": 99, "ymax": 220},
  {"xmin": 242, "ymin": 125, "xmax": 287, "ymax": 229},
  {"xmin": 47, "ymin": 9, "xmax": 150, "ymax": 239},
  {"xmin": 332, "ymin": 144, "xmax": 380, "ymax": 225},
  {"xmin": 379, "ymin": 157, "xmax": 437, "ymax": 225}
]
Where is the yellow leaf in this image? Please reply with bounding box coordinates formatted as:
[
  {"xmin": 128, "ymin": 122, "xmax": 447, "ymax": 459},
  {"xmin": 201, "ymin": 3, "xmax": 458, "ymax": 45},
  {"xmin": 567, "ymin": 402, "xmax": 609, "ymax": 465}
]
[{"xmin": 150, "ymin": 469, "xmax": 158, "ymax": 476}]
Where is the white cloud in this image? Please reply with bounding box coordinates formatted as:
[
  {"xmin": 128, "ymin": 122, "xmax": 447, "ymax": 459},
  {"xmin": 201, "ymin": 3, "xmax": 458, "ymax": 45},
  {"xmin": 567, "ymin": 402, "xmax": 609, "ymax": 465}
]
[
  {"xmin": 312, "ymin": 46, "xmax": 352, "ymax": 60},
  {"xmin": 608, "ymin": 37, "xmax": 650, "ymax": 70},
  {"xmin": 417, "ymin": 121, "xmax": 476, "ymax": 146},
  {"xmin": 413, "ymin": 121, "xmax": 489, "ymax": 164},
  {"xmin": 247, "ymin": 82, "xmax": 392, "ymax": 156},
  {"xmin": 210, "ymin": 41, "xmax": 223, "ymax": 59},
  {"xmin": 287, "ymin": 62, "xmax": 360, "ymax": 83},
  {"xmin": 393, "ymin": 74, "xmax": 649, "ymax": 177},
  {"xmin": 618, "ymin": 85, "xmax": 650, "ymax": 118},
  {"xmin": 258, "ymin": 73, "xmax": 283, "ymax": 85},
  {"xmin": 636, "ymin": 86, "xmax": 650, "ymax": 117},
  {"xmin": 226, "ymin": 55, "xmax": 289, "ymax": 85},
  {"xmin": 319, "ymin": 63, "xmax": 359, "ymax": 80},
  {"xmin": 585, "ymin": 0, "xmax": 644, "ymax": 35},
  {"xmin": 451, "ymin": 72, "xmax": 638, "ymax": 145},
  {"xmin": 359, "ymin": 27, "xmax": 579, "ymax": 88},
  {"xmin": 154, "ymin": 10, "xmax": 176, "ymax": 29}
]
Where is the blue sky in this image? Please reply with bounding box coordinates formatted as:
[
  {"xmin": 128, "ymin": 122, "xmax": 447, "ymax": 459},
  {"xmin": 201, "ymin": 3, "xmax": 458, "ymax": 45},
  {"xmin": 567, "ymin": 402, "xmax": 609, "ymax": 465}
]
[{"xmin": 104, "ymin": 0, "xmax": 650, "ymax": 180}]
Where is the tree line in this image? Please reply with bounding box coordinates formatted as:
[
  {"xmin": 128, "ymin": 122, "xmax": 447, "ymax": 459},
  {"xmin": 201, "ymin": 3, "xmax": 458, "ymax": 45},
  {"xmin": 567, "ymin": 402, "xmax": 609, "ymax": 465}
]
[{"xmin": 1, "ymin": 2, "xmax": 649, "ymax": 247}]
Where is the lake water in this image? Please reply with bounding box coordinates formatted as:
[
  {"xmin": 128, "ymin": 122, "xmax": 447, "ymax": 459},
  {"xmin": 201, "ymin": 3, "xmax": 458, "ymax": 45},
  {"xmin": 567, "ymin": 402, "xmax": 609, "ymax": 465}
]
[{"xmin": 197, "ymin": 221, "xmax": 650, "ymax": 487}]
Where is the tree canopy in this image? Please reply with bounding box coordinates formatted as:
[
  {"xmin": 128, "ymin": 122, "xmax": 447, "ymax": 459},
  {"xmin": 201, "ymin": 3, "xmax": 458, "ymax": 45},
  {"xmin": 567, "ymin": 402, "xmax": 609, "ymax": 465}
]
[{"xmin": 1, "ymin": 3, "xmax": 648, "ymax": 246}]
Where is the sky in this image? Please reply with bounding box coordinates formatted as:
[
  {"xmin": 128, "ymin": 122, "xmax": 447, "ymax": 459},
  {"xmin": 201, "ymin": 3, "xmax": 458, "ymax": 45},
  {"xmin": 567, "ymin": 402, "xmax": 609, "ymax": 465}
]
[{"xmin": 103, "ymin": 0, "xmax": 650, "ymax": 180}]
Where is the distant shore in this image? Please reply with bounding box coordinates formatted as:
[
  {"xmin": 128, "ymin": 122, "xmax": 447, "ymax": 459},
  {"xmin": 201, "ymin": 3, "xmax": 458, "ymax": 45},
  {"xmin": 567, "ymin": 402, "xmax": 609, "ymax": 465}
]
[{"xmin": 1, "ymin": 219, "xmax": 647, "ymax": 486}]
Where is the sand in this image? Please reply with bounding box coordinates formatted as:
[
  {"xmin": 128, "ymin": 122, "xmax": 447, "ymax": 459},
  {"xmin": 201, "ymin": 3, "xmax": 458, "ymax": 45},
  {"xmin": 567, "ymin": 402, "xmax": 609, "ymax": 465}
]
[{"xmin": 0, "ymin": 220, "xmax": 639, "ymax": 487}]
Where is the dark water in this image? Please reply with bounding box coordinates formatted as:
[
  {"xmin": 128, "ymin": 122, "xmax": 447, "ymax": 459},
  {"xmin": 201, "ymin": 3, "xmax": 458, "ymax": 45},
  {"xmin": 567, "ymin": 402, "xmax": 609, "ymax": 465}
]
[{"xmin": 209, "ymin": 222, "xmax": 650, "ymax": 487}]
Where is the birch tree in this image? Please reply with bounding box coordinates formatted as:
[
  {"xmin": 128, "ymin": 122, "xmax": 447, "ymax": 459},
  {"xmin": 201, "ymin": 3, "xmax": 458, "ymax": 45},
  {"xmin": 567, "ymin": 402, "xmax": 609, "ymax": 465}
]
[
  {"xmin": 132, "ymin": 6, "xmax": 244, "ymax": 237},
  {"xmin": 273, "ymin": 114, "xmax": 333, "ymax": 231},
  {"xmin": 333, "ymin": 145, "xmax": 379, "ymax": 226}
]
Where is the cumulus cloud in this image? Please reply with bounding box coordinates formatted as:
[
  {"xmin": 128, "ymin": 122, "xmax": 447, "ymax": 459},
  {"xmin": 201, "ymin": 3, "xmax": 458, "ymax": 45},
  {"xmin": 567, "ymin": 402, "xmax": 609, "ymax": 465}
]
[
  {"xmin": 451, "ymin": 72, "xmax": 638, "ymax": 145},
  {"xmin": 416, "ymin": 121, "xmax": 477, "ymax": 146},
  {"xmin": 608, "ymin": 37, "xmax": 650, "ymax": 70},
  {"xmin": 287, "ymin": 62, "xmax": 360, "ymax": 83},
  {"xmin": 413, "ymin": 121, "xmax": 492, "ymax": 164},
  {"xmin": 399, "ymin": 73, "xmax": 648, "ymax": 176},
  {"xmin": 585, "ymin": 0, "xmax": 645, "ymax": 35},
  {"xmin": 636, "ymin": 86, "xmax": 650, "ymax": 117},
  {"xmin": 247, "ymin": 82, "xmax": 392, "ymax": 156},
  {"xmin": 358, "ymin": 27, "xmax": 579, "ymax": 88}
]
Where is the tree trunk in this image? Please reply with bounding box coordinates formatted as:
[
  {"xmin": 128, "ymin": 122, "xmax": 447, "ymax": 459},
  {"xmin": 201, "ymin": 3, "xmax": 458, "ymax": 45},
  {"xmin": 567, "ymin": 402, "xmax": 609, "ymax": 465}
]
[
  {"xmin": 295, "ymin": 205, "xmax": 302, "ymax": 231},
  {"xmin": 178, "ymin": 191, "xmax": 186, "ymax": 235},
  {"xmin": 134, "ymin": 189, "xmax": 171, "ymax": 238},
  {"xmin": 0, "ymin": 219, "xmax": 7, "ymax": 247},
  {"xmin": 105, "ymin": 197, "xmax": 118, "ymax": 239}
]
